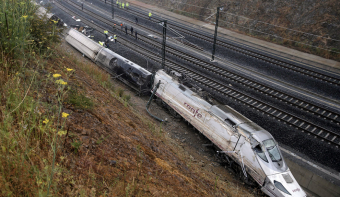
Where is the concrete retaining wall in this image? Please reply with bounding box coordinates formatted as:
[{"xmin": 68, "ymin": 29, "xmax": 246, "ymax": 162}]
[{"xmin": 285, "ymin": 158, "xmax": 340, "ymax": 197}]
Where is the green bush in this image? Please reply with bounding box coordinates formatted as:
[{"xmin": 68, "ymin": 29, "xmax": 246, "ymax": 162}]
[{"xmin": 0, "ymin": 0, "xmax": 63, "ymax": 72}]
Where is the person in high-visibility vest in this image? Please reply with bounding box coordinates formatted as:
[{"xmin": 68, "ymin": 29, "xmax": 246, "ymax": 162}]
[
  {"xmin": 148, "ymin": 11, "xmax": 152, "ymax": 20},
  {"xmin": 119, "ymin": 2, "xmax": 121, "ymax": 8},
  {"xmin": 116, "ymin": 0, "xmax": 119, "ymax": 7},
  {"xmin": 113, "ymin": 35, "xmax": 117, "ymax": 43},
  {"xmin": 122, "ymin": 3, "xmax": 125, "ymax": 9},
  {"xmin": 99, "ymin": 41, "xmax": 104, "ymax": 46},
  {"xmin": 126, "ymin": 2, "xmax": 129, "ymax": 9},
  {"xmin": 104, "ymin": 30, "xmax": 109, "ymax": 38}
]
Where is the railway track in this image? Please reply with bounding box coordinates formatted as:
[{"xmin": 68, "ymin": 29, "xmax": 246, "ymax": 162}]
[
  {"xmin": 55, "ymin": 1, "xmax": 340, "ymax": 148},
  {"xmin": 65, "ymin": 0, "xmax": 340, "ymax": 127},
  {"xmin": 96, "ymin": 0, "xmax": 340, "ymax": 87}
]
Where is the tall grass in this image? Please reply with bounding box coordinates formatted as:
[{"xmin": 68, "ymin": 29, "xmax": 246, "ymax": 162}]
[{"xmin": 0, "ymin": 0, "xmax": 66, "ymax": 196}]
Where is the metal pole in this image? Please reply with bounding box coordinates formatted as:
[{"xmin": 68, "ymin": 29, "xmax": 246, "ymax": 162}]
[
  {"xmin": 111, "ymin": 0, "xmax": 114, "ymax": 19},
  {"xmin": 211, "ymin": 6, "xmax": 223, "ymax": 61},
  {"xmin": 161, "ymin": 20, "xmax": 167, "ymax": 69}
]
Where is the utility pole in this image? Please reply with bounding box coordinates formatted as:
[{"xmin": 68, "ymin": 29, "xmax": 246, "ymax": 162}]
[
  {"xmin": 158, "ymin": 20, "xmax": 167, "ymax": 69},
  {"xmin": 211, "ymin": 6, "xmax": 224, "ymax": 61},
  {"xmin": 111, "ymin": 0, "xmax": 114, "ymax": 19}
]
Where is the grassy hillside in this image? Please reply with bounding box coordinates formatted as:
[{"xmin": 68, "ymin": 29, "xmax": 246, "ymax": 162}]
[{"xmin": 0, "ymin": 1, "xmax": 258, "ymax": 196}]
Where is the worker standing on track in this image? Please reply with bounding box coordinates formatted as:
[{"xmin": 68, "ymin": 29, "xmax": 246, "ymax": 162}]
[
  {"xmin": 114, "ymin": 34, "xmax": 117, "ymax": 43},
  {"xmin": 130, "ymin": 26, "xmax": 133, "ymax": 35},
  {"xmin": 104, "ymin": 30, "xmax": 109, "ymax": 38},
  {"xmin": 135, "ymin": 17, "xmax": 138, "ymax": 24},
  {"xmin": 122, "ymin": 3, "xmax": 125, "ymax": 9},
  {"xmin": 148, "ymin": 11, "xmax": 152, "ymax": 20},
  {"xmin": 116, "ymin": 0, "xmax": 119, "ymax": 7},
  {"xmin": 125, "ymin": 25, "xmax": 128, "ymax": 35},
  {"xmin": 119, "ymin": 2, "xmax": 121, "ymax": 8},
  {"xmin": 113, "ymin": 24, "xmax": 116, "ymax": 32},
  {"xmin": 126, "ymin": 2, "xmax": 129, "ymax": 9},
  {"xmin": 120, "ymin": 23, "xmax": 123, "ymax": 30}
]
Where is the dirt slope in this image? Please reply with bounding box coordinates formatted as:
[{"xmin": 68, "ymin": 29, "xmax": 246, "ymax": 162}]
[{"xmin": 54, "ymin": 41, "xmax": 258, "ymax": 196}]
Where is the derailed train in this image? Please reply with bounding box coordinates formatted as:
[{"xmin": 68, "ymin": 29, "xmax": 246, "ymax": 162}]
[
  {"xmin": 34, "ymin": 2, "xmax": 65, "ymax": 27},
  {"xmin": 65, "ymin": 27, "xmax": 306, "ymax": 197}
]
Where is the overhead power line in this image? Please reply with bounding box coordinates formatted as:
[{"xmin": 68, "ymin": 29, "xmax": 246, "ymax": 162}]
[
  {"xmin": 167, "ymin": 0, "xmax": 340, "ymax": 42},
  {"xmin": 151, "ymin": 4, "xmax": 338, "ymax": 53}
]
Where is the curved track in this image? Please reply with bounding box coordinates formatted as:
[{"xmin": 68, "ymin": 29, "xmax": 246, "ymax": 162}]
[
  {"xmin": 55, "ymin": 1, "xmax": 340, "ymax": 148},
  {"xmin": 97, "ymin": 0, "xmax": 340, "ymax": 87},
  {"xmin": 67, "ymin": 0, "xmax": 340, "ymax": 126}
]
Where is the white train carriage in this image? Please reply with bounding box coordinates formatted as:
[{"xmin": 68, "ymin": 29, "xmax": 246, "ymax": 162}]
[
  {"xmin": 153, "ymin": 70, "xmax": 306, "ymax": 197},
  {"xmin": 34, "ymin": 2, "xmax": 64, "ymax": 27},
  {"xmin": 65, "ymin": 28, "xmax": 103, "ymax": 60},
  {"xmin": 65, "ymin": 28, "xmax": 152, "ymax": 91}
]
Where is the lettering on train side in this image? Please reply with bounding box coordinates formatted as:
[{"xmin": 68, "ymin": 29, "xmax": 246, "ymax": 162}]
[{"xmin": 184, "ymin": 102, "xmax": 202, "ymax": 118}]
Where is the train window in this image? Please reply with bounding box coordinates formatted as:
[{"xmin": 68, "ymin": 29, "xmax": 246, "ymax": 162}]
[
  {"xmin": 179, "ymin": 84, "xmax": 186, "ymax": 91},
  {"xmin": 132, "ymin": 72, "xmax": 140, "ymax": 78},
  {"xmin": 263, "ymin": 139, "xmax": 282, "ymax": 162},
  {"xmin": 224, "ymin": 119, "xmax": 236, "ymax": 128},
  {"xmin": 254, "ymin": 145, "xmax": 268, "ymax": 162},
  {"xmin": 109, "ymin": 58, "xmax": 118, "ymax": 67},
  {"xmin": 127, "ymin": 68, "xmax": 132, "ymax": 74},
  {"xmin": 274, "ymin": 180, "xmax": 291, "ymax": 195}
]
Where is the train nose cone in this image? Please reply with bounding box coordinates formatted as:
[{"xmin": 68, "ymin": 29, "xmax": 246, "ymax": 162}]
[{"xmin": 267, "ymin": 171, "xmax": 306, "ymax": 197}]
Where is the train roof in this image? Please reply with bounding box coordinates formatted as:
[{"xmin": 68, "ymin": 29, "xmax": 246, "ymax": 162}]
[
  {"xmin": 35, "ymin": 5, "xmax": 54, "ymax": 19},
  {"xmin": 65, "ymin": 28, "xmax": 103, "ymax": 60},
  {"xmin": 210, "ymin": 105, "xmax": 270, "ymax": 139},
  {"xmin": 157, "ymin": 70, "xmax": 273, "ymax": 141}
]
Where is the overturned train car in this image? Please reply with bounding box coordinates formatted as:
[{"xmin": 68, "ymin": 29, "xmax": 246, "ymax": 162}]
[
  {"xmin": 34, "ymin": 2, "xmax": 65, "ymax": 27},
  {"xmin": 65, "ymin": 28, "xmax": 152, "ymax": 92},
  {"xmin": 152, "ymin": 70, "xmax": 306, "ymax": 197}
]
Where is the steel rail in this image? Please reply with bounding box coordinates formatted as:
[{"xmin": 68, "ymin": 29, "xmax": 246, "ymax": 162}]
[
  {"xmin": 65, "ymin": 0, "xmax": 340, "ymax": 126},
  {"xmin": 55, "ymin": 1, "xmax": 340, "ymax": 148},
  {"xmin": 96, "ymin": 0, "xmax": 340, "ymax": 86}
]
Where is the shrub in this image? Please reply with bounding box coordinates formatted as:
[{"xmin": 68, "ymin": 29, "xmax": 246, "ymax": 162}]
[{"xmin": 67, "ymin": 89, "xmax": 94, "ymax": 110}]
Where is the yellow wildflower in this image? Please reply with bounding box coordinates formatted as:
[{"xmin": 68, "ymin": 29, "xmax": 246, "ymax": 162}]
[
  {"xmin": 62, "ymin": 112, "xmax": 69, "ymax": 118},
  {"xmin": 56, "ymin": 79, "xmax": 67, "ymax": 85},
  {"xmin": 43, "ymin": 119, "xmax": 49, "ymax": 124},
  {"xmin": 58, "ymin": 130, "xmax": 67, "ymax": 136},
  {"xmin": 66, "ymin": 68, "xmax": 74, "ymax": 72},
  {"xmin": 47, "ymin": 47, "xmax": 50, "ymax": 49},
  {"xmin": 53, "ymin": 74, "xmax": 61, "ymax": 78},
  {"xmin": 22, "ymin": 15, "xmax": 28, "ymax": 19}
]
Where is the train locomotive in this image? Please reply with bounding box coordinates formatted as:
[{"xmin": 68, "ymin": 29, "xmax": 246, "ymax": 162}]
[
  {"xmin": 152, "ymin": 70, "xmax": 306, "ymax": 197},
  {"xmin": 64, "ymin": 27, "xmax": 306, "ymax": 197}
]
